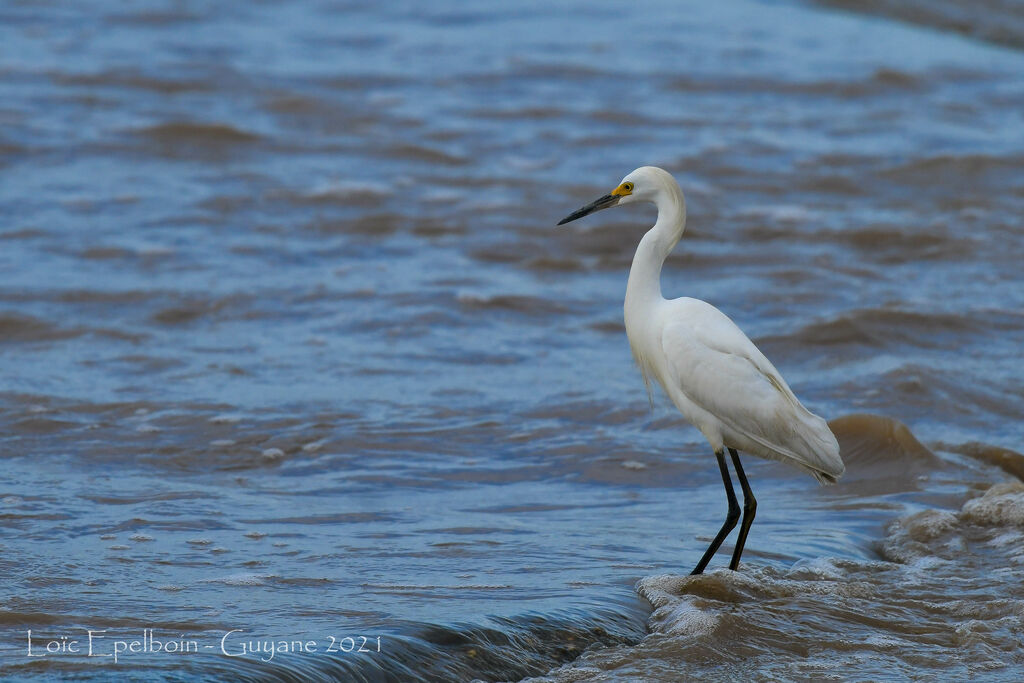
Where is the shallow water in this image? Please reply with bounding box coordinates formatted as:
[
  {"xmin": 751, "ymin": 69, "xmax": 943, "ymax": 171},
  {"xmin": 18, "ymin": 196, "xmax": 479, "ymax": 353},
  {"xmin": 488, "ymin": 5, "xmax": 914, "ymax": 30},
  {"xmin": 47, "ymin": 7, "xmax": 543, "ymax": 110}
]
[{"xmin": 1, "ymin": 0, "xmax": 1023, "ymax": 680}]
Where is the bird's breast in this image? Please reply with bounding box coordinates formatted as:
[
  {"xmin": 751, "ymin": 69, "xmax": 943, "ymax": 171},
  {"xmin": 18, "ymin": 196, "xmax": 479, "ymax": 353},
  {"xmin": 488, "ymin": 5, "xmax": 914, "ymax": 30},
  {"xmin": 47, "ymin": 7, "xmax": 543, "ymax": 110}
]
[{"xmin": 623, "ymin": 301, "xmax": 665, "ymax": 394}]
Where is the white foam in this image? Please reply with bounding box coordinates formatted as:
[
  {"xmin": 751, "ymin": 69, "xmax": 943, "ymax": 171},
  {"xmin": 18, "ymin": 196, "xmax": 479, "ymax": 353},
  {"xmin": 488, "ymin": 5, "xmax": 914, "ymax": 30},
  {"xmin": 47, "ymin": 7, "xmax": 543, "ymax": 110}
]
[
  {"xmin": 306, "ymin": 179, "xmax": 392, "ymax": 200},
  {"xmin": 655, "ymin": 595, "xmax": 720, "ymax": 636},
  {"xmin": 360, "ymin": 582, "xmax": 512, "ymax": 591},
  {"xmin": 902, "ymin": 509, "xmax": 958, "ymax": 542},
  {"xmin": 423, "ymin": 189, "xmax": 464, "ymax": 204},
  {"xmin": 205, "ymin": 573, "xmax": 274, "ymax": 586},
  {"xmin": 636, "ymin": 573, "xmax": 691, "ymax": 608},
  {"xmin": 883, "ymin": 483, "xmax": 1024, "ymax": 567},
  {"xmin": 787, "ymin": 556, "xmax": 845, "ymax": 580},
  {"xmin": 506, "ymin": 155, "xmax": 555, "ymax": 172},
  {"xmin": 952, "ymin": 619, "xmax": 988, "ymax": 647},
  {"xmin": 302, "ymin": 439, "xmax": 327, "ymax": 453},
  {"xmin": 738, "ymin": 204, "xmax": 815, "ymax": 223},
  {"xmin": 636, "ymin": 574, "xmax": 720, "ymax": 637},
  {"xmin": 961, "ymin": 482, "xmax": 1024, "ymax": 527},
  {"xmin": 987, "ymin": 529, "xmax": 1024, "ymax": 548}
]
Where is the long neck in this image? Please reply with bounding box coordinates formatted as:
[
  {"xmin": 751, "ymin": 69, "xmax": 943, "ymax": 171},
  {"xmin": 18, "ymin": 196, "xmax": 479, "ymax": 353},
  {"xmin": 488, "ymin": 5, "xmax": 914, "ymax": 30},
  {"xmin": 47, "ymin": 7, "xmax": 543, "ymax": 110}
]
[{"xmin": 625, "ymin": 183, "xmax": 686, "ymax": 309}]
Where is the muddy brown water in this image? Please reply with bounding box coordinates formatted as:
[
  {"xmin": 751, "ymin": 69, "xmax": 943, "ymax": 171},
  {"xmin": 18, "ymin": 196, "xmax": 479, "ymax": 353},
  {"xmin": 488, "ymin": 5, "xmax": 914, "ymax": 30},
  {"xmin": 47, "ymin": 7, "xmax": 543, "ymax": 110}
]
[{"xmin": 1, "ymin": 0, "xmax": 1023, "ymax": 680}]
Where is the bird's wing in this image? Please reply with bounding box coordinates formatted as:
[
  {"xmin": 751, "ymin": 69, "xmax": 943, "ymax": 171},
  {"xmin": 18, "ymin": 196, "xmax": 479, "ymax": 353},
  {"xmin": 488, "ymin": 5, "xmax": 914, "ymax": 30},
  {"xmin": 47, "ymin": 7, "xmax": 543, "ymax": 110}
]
[
  {"xmin": 661, "ymin": 298, "xmax": 800, "ymax": 408},
  {"xmin": 659, "ymin": 298, "xmax": 843, "ymax": 480}
]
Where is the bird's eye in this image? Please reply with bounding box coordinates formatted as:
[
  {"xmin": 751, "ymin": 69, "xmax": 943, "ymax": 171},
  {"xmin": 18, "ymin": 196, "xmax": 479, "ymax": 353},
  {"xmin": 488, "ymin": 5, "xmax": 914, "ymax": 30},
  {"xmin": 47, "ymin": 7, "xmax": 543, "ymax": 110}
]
[{"xmin": 624, "ymin": 183, "xmax": 634, "ymax": 191}]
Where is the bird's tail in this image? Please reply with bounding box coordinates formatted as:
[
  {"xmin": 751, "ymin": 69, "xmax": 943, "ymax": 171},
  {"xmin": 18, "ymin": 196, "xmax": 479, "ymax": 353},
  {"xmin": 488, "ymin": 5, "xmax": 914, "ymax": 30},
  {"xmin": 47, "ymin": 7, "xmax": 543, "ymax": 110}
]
[
  {"xmin": 743, "ymin": 411, "xmax": 845, "ymax": 485},
  {"xmin": 790, "ymin": 412, "xmax": 845, "ymax": 485}
]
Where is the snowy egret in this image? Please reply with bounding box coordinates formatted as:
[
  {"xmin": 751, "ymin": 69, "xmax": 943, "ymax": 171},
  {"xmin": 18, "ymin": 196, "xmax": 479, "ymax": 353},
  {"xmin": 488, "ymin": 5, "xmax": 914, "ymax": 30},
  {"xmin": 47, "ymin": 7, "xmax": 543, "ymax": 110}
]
[{"xmin": 558, "ymin": 166, "xmax": 844, "ymax": 574}]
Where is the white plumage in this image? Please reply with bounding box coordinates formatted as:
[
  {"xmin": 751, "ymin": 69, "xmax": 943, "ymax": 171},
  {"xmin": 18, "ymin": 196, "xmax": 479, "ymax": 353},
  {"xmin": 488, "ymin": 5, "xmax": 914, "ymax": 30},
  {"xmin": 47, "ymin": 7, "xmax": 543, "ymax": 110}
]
[{"xmin": 559, "ymin": 165, "xmax": 844, "ymax": 573}]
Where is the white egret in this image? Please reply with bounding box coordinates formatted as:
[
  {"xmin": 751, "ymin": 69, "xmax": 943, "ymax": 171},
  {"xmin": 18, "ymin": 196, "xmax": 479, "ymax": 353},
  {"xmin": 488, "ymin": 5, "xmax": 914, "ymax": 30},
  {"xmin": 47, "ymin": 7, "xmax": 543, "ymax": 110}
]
[{"xmin": 558, "ymin": 166, "xmax": 844, "ymax": 574}]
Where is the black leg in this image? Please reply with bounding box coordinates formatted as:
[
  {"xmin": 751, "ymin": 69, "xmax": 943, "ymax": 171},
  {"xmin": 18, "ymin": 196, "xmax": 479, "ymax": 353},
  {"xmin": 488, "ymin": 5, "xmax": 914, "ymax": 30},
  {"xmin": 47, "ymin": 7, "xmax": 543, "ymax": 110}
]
[
  {"xmin": 728, "ymin": 448, "xmax": 757, "ymax": 571},
  {"xmin": 690, "ymin": 449, "xmax": 740, "ymax": 575}
]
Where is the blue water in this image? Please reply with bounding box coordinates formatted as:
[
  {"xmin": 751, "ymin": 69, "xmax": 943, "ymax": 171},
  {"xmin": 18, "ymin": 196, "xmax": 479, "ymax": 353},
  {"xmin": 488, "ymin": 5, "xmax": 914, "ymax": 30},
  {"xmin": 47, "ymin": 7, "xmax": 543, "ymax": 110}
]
[{"xmin": 2, "ymin": 0, "xmax": 1023, "ymax": 680}]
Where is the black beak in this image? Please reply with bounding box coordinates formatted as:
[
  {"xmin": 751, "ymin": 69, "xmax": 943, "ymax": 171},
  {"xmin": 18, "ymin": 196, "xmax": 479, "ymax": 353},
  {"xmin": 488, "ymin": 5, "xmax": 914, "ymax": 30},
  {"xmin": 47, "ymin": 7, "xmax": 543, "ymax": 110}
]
[{"xmin": 557, "ymin": 193, "xmax": 620, "ymax": 225}]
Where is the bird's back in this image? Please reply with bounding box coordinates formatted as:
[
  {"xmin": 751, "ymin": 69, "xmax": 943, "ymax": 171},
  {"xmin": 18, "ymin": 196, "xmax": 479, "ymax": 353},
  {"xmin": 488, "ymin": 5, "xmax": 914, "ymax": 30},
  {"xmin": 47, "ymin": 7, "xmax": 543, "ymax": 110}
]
[{"xmin": 651, "ymin": 297, "xmax": 844, "ymax": 484}]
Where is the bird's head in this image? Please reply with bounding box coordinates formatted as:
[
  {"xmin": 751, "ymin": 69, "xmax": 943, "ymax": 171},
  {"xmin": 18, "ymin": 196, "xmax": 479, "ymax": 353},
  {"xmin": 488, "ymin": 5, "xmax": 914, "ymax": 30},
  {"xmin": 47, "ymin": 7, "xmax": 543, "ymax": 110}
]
[{"xmin": 557, "ymin": 166, "xmax": 669, "ymax": 225}]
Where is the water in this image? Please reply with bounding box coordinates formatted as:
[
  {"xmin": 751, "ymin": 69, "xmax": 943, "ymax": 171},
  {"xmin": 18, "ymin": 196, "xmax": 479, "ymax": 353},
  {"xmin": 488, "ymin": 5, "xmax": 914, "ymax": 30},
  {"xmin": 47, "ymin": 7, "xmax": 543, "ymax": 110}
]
[{"xmin": 1, "ymin": 0, "xmax": 1023, "ymax": 680}]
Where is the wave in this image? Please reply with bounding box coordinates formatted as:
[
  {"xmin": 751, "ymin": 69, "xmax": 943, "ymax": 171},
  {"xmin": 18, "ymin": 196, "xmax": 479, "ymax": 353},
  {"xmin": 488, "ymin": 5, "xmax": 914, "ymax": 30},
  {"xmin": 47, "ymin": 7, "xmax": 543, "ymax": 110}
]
[
  {"xmin": 761, "ymin": 307, "xmax": 1021, "ymax": 354},
  {"xmin": 19, "ymin": 607, "xmax": 645, "ymax": 683},
  {"xmin": 0, "ymin": 312, "xmax": 80, "ymax": 344},
  {"xmin": 828, "ymin": 413, "xmax": 947, "ymax": 495},
  {"xmin": 129, "ymin": 121, "xmax": 262, "ymax": 160},
  {"xmin": 811, "ymin": 0, "xmax": 1024, "ymax": 51},
  {"xmin": 530, "ymin": 475, "xmax": 1024, "ymax": 681}
]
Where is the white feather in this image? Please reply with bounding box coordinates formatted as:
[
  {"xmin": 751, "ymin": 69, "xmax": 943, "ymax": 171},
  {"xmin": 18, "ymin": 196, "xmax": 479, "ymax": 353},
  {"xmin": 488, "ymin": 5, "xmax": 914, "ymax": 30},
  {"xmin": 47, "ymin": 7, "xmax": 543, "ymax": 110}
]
[{"xmin": 615, "ymin": 166, "xmax": 844, "ymax": 484}]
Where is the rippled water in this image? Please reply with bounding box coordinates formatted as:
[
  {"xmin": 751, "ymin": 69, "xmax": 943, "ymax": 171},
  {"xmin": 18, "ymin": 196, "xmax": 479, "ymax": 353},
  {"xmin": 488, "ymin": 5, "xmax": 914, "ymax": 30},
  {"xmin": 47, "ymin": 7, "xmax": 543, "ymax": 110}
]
[{"xmin": 2, "ymin": 0, "xmax": 1023, "ymax": 680}]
